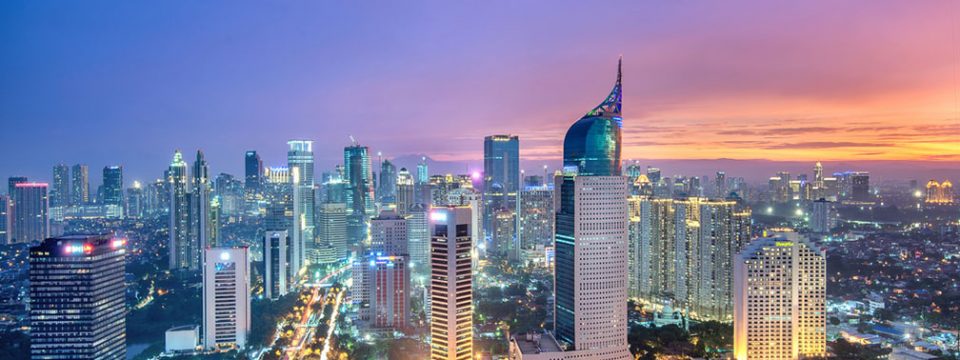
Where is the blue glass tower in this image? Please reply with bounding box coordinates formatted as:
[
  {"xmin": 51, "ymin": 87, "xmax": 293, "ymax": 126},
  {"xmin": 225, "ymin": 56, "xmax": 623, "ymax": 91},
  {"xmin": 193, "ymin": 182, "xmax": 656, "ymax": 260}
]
[{"xmin": 555, "ymin": 59, "xmax": 623, "ymax": 349}]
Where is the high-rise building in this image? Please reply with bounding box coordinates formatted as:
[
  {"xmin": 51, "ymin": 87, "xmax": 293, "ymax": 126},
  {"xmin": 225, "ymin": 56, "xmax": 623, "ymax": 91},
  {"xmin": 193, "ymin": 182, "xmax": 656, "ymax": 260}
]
[
  {"xmin": 102, "ymin": 166, "xmax": 123, "ymax": 206},
  {"xmin": 371, "ymin": 210, "xmax": 408, "ymax": 256},
  {"xmin": 519, "ymin": 184, "xmax": 554, "ymax": 251},
  {"xmin": 9, "ymin": 182, "xmax": 48, "ymax": 244},
  {"xmin": 378, "ymin": 159, "xmax": 398, "ymax": 205},
  {"xmin": 168, "ymin": 150, "xmax": 195, "ymax": 270},
  {"xmin": 244, "ymin": 150, "xmax": 263, "ymax": 191},
  {"xmin": 810, "ymin": 199, "xmax": 834, "ymax": 234},
  {"xmin": 396, "ymin": 167, "xmax": 416, "ymax": 216},
  {"xmin": 318, "ymin": 203, "xmax": 348, "ymax": 261},
  {"xmin": 8, "ymin": 176, "xmax": 27, "ymax": 197},
  {"xmin": 262, "ymin": 230, "xmax": 289, "ymax": 300},
  {"xmin": 416, "ymin": 157, "xmax": 431, "ymax": 206},
  {"xmin": 126, "ymin": 181, "xmax": 144, "ymax": 219},
  {"xmin": 715, "ymin": 171, "xmax": 726, "ymax": 197},
  {"xmin": 203, "ymin": 247, "xmax": 250, "ymax": 350},
  {"xmin": 368, "ymin": 255, "xmax": 409, "ymax": 330},
  {"xmin": 344, "ymin": 143, "xmax": 375, "ymax": 244},
  {"xmin": 429, "ymin": 206, "xmax": 473, "ymax": 360},
  {"xmin": 71, "ymin": 164, "xmax": 89, "ymax": 206},
  {"xmin": 288, "ymin": 140, "xmax": 315, "ymax": 262},
  {"xmin": 553, "ymin": 59, "xmax": 631, "ymax": 359},
  {"xmin": 51, "ymin": 164, "xmax": 70, "ymax": 208},
  {"xmin": 0, "ymin": 196, "xmax": 8, "ymax": 242},
  {"xmin": 733, "ymin": 233, "xmax": 826, "ymax": 360},
  {"xmin": 628, "ymin": 197, "xmax": 751, "ymax": 322},
  {"xmin": 191, "ymin": 151, "xmax": 214, "ymax": 248},
  {"xmin": 491, "ymin": 209, "xmax": 516, "ymax": 260},
  {"xmin": 29, "ymin": 235, "xmax": 126, "ymax": 360},
  {"xmin": 482, "ymin": 134, "xmax": 520, "ymax": 250},
  {"xmin": 407, "ymin": 203, "xmax": 429, "ymax": 269}
]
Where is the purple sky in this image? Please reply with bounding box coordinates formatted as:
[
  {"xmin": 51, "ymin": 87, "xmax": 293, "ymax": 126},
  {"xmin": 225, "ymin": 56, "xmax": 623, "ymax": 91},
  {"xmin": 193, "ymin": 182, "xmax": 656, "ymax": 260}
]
[{"xmin": 2, "ymin": 1, "xmax": 958, "ymax": 186}]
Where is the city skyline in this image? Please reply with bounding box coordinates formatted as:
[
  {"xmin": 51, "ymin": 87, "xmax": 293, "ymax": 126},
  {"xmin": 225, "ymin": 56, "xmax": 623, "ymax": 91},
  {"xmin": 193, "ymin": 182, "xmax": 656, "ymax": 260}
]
[{"xmin": 2, "ymin": 1, "xmax": 959, "ymax": 184}]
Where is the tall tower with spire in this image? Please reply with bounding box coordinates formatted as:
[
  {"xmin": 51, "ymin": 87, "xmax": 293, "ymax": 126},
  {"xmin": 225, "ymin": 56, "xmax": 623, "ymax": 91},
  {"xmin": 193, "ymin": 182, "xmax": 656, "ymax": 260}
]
[
  {"xmin": 168, "ymin": 150, "xmax": 194, "ymax": 270},
  {"xmin": 553, "ymin": 59, "xmax": 631, "ymax": 359}
]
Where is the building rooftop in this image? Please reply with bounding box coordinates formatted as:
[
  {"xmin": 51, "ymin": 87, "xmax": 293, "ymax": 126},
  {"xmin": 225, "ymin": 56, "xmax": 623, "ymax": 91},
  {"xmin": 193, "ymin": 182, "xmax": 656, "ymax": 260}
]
[{"xmin": 511, "ymin": 333, "xmax": 563, "ymax": 354}]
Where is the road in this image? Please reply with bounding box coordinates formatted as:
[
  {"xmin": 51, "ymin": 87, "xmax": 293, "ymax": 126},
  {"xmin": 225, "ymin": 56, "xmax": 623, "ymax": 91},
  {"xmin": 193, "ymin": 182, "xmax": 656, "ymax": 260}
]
[{"xmin": 283, "ymin": 264, "xmax": 351, "ymax": 359}]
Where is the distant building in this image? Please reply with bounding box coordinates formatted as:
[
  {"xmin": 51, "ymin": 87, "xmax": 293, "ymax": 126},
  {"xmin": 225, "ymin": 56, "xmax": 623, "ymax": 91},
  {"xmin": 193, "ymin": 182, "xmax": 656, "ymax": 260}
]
[
  {"xmin": 429, "ymin": 206, "xmax": 474, "ymax": 360},
  {"xmin": 810, "ymin": 198, "xmax": 835, "ymax": 234},
  {"xmin": 202, "ymin": 247, "xmax": 250, "ymax": 350},
  {"xmin": 51, "ymin": 164, "xmax": 70, "ymax": 209},
  {"xmin": 482, "ymin": 134, "xmax": 520, "ymax": 248},
  {"xmin": 344, "ymin": 143, "xmax": 375, "ymax": 244},
  {"xmin": 9, "ymin": 182, "xmax": 48, "ymax": 244},
  {"xmin": 191, "ymin": 151, "xmax": 213, "ymax": 248},
  {"xmin": 29, "ymin": 235, "xmax": 126, "ymax": 359},
  {"xmin": 733, "ymin": 233, "xmax": 826, "ymax": 360},
  {"xmin": 396, "ymin": 168, "xmax": 416, "ymax": 216},
  {"xmin": 925, "ymin": 180, "xmax": 954, "ymax": 205},
  {"xmin": 168, "ymin": 151, "xmax": 195, "ymax": 270},
  {"xmin": 244, "ymin": 150, "xmax": 263, "ymax": 191},
  {"xmin": 318, "ymin": 203, "xmax": 348, "ymax": 261},
  {"xmin": 262, "ymin": 230, "xmax": 289, "ymax": 300},
  {"xmin": 70, "ymin": 164, "xmax": 89, "ymax": 205},
  {"xmin": 102, "ymin": 165, "xmax": 124, "ymax": 207},
  {"xmin": 378, "ymin": 158, "xmax": 398, "ymax": 205}
]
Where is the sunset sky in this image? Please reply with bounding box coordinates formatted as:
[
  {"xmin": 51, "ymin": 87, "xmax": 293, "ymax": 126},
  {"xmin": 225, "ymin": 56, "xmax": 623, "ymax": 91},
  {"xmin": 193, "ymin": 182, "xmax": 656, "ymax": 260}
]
[{"xmin": 1, "ymin": 1, "xmax": 958, "ymax": 183}]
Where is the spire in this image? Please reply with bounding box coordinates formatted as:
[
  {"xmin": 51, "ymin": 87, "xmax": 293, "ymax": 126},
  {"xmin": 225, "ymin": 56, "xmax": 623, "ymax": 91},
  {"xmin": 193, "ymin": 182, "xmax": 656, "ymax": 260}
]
[{"xmin": 584, "ymin": 58, "xmax": 622, "ymax": 119}]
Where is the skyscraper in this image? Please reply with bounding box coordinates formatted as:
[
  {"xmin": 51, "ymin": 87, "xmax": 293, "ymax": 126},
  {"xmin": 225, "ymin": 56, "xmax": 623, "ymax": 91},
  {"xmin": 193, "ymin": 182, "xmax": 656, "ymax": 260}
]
[
  {"xmin": 126, "ymin": 181, "xmax": 144, "ymax": 219},
  {"xmin": 407, "ymin": 203, "xmax": 429, "ymax": 269},
  {"xmin": 10, "ymin": 182, "xmax": 48, "ymax": 244},
  {"xmin": 192, "ymin": 151, "xmax": 214, "ymax": 248},
  {"xmin": 396, "ymin": 167, "xmax": 415, "ymax": 216},
  {"xmin": 378, "ymin": 158, "xmax": 398, "ymax": 205},
  {"xmin": 51, "ymin": 164, "xmax": 70, "ymax": 209},
  {"xmin": 715, "ymin": 171, "xmax": 726, "ymax": 197},
  {"xmin": 203, "ymin": 247, "xmax": 250, "ymax": 350},
  {"xmin": 244, "ymin": 150, "xmax": 263, "ymax": 191},
  {"xmin": 356, "ymin": 211, "xmax": 411, "ymax": 330},
  {"xmin": 102, "ymin": 166, "xmax": 123, "ymax": 206},
  {"xmin": 482, "ymin": 134, "xmax": 520, "ymax": 254},
  {"xmin": 554, "ymin": 59, "xmax": 631, "ymax": 359},
  {"xmin": 810, "ymin": 198, "xmax": 834, "ymax": 234},
  {"xmin": 733, "ymin": 233, "xmax": 826, "ymax": 360},
  {"xmin": 288, "ymin": 140, "xmax": 315, "ymax": 274},
  {"xmin": 416, "ymin": 156, "xmax": 431, "ymax": 206},
  {"xmin": 262, "ymin": 230, "xmax": 289, "ymax": 300},
  {"xmin": 344, "ymin": 143, "xmax": 375, "ymax": 244},
  {"xmin": 429, "ymin": 206, "xmax": 473, "ymax": 360},
  {"xmin": 168, "ymin": 150, "xmax": 195, "ymax": 270},
  {"xmin": 71, "ymin": 164, "xmax": 89, "ymax": 205},
  {"xmin": 318, "ymin": 202, "xmax": 348, "ymax": 261},
  {"xmin": 370, "ymin": 210, "xmax": 408, "ymax": 256},
  {"xmin": 29, "ymin": 235, "xmax": 126, "ymax": 360}
]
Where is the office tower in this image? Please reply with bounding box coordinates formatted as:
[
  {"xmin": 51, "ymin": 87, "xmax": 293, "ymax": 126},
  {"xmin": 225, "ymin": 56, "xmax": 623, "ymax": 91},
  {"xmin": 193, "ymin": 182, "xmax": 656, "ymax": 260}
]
[
  {"xmin": 215, "ymin": 173, "xmax": 244, "ymax": 218},
  {"xmin": 288, "ymin": 139, "xmax": 316, "ymax": 261},
  {"xmin": 371, "ymin": 210, "xmax": 407, "ymax": 255},
  {"xmin": 344, "ymin": 143, "xmax": 375, "ymax": 243},
  {"xmin": 416, "ymin": 157, "xmax": 431, "ymax": 206},
  {"xmin": 482, "ymin": 135, "xmax": 520, "ymax": 250},
  {"xmin": 9, "ymin": 182, "xmax": 48, "ymax": 244},
  {"xmin": 715, "ymin": 171, "xmax": 726, "ymax": 197},
  {"xmin": 191, "ymin": 151, "xmax": 214, "ymax": 248},
  {"xmin": 51, "ymin": 164, "xmax": 70, "ymax": 208},
  {"xmin": 318, "ymin": 203, "xmax": 348, "ymax": 261},
  {"xmin": 733, "ymin": 233, "xmax": 826, "ymax": 360},
  {"xmin": 290, "ymin": 167, "xmax": 304, "ymax": 278},
  {"xmin": 168, "ymin": 150, "xmax": 195, "ymax": 270},
  {"xmin": 29, "ymin": 235, "xmax": 126, "ymax": 360},
  {"xmin": 101, "ymin": 166, "xmax": 123, "ymax": 206},
  {"xmin": 244, "ymin": 150, "xmax": 263, "ymax": 191},
  {"xmin": 407, "ymin": 203, "xmax": 429, "ymax": 269},
  {"xmin": 553, "ymin": 59, "xmax": 630, "ymax": 359},
  {"xmin": 262, "ymin": 230, "xmax": 289, "ymax": 300},
  {"xmin": 396, "ymin": 168, "xmax": 415, "ymax": 216},
  {"xmin": 203, "ymin": 247, "xmax": 250, "ymax": 350},
  {"xmin": 429, "ymin": 206, "xmax": 473, "ymax": 360},
  {"xmin": 126, "ymin": 181, "xmax": 144, "ymax": 219},
  {"xmin": 378, "ymin": 159, "xmax": 398, "ymax": 205},
  {"xmin": 71, "ymin": 164, "xmax": 89, "ymax": 205},
  {"xmin": 810, "ymin": 199, "xmax": 834, "ymax": 234}
]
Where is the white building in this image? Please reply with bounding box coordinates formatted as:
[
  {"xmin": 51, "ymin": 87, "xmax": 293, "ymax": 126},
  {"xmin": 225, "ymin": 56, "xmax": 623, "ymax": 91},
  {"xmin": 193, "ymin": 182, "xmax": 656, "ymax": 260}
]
[
  {"xmin": 429, "ymin": 206, "xmax": 473, "ymax": 360},
  {"xmin": 733, "ymin": 233, "xmax": 826, "ymax": 360},
  {"xmin": 165, "ymin": 325, "xmax": 199, "ymax": 354},
  {"xmin": 203, "ymin": 247, "xmax": 250, "ymax": 350}
]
